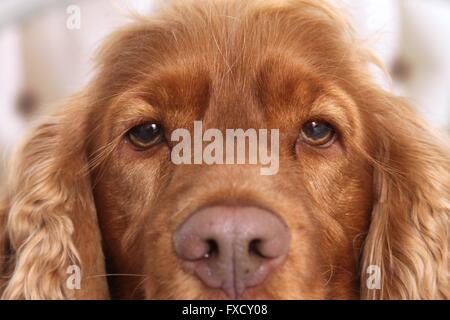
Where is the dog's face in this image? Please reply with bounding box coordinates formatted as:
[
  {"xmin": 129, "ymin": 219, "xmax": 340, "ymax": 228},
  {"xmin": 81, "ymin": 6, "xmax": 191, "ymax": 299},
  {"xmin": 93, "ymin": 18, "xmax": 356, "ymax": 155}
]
[
  {"xmin": 92, "ymin": 62, "xmax": 374, "ymax": 299},
  {"xmin": 89, "ymin": 2, "xmax": 374, "ymax": 299},
  {"xmin": 1, "ymin": 0, "xmax": 448, "ymax": 300}
]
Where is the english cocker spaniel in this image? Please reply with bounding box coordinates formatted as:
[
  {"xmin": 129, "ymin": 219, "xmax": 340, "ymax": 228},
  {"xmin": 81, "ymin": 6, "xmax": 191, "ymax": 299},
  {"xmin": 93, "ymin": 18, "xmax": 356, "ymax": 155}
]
[{"xmin": 1, "ymin": 0, "xmax": 449, "ymax": 300}]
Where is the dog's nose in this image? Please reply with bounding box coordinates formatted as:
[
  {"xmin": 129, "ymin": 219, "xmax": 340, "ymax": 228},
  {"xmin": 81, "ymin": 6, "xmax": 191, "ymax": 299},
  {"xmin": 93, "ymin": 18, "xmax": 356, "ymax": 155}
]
[{"xmin": 173, "ymin": 206, "xmax": 290, "ymax": 299}]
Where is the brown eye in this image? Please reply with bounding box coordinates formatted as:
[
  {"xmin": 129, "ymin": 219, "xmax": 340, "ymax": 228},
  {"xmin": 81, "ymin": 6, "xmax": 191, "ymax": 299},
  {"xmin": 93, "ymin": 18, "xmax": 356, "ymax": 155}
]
[
  {"xmin": 127, "ymin": 123, "xmax": 164, "ymax": 149},
  {"xmin": 300, "ymin": 121, "xmax": 337, "ymax": 147}
]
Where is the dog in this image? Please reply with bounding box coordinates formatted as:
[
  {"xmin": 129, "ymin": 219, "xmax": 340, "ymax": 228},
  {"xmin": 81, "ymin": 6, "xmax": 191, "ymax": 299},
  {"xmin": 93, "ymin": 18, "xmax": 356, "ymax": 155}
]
[{"xmin": 1, "ymin": 0, "xmax": 448, "ymax": 300}]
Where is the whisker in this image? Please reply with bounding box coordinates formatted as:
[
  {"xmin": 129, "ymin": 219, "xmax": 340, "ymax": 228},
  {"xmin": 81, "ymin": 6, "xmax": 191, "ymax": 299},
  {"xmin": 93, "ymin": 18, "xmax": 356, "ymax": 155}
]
[
  {"xmin": 131, "ymin": 276, "xmax": 149, "ymax": 297},
  {"xmin": 86, "ymin": 273, "xmax": 146, "ymax": 279}
]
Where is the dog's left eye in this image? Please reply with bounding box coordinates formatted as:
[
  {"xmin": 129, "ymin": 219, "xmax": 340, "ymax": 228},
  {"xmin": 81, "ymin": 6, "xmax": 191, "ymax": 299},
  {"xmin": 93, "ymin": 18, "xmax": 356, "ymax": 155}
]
[{"xmin": 127, "ymin": 123, "xmax": 164, "ymax": 149}]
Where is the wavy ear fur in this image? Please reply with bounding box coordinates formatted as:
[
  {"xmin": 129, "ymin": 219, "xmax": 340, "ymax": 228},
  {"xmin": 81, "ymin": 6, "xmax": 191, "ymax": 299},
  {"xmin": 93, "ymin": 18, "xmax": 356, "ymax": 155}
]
[
  {"xmin": 0, "ymin": 93, "xmax": 109, "ymax": 299},
  {"xmin": 0, "ymin": 198, "xmax": 8, "ymax": 292},
  {"xmin": 361, "ymin": 92, "xmax": 449, "ymax": 299}
]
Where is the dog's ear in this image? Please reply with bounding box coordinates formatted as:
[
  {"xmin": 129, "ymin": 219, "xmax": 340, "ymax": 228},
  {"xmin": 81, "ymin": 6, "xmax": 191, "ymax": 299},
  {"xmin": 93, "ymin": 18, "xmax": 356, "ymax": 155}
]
[
  {"xmin": 0, "ymin": 93, "xmax": 109, "ymax": 299},
  {"xmin": 361, "ymin": 92, "xmax": 449, "ymax": 299},
  {"xmin": 0, "ymin": 197, "xmax": 9, "ymax": 292}
]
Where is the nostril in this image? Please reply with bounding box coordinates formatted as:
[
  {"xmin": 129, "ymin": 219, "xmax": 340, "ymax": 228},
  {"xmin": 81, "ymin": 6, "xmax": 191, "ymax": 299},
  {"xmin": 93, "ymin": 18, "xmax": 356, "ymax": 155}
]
[
  {"xmin": 248, "ymin": 239, "xmax": 265, "ymax": 258},
  {"xmin": 204, "ymin": 239, "xmax": 219, "ymax": 259}
]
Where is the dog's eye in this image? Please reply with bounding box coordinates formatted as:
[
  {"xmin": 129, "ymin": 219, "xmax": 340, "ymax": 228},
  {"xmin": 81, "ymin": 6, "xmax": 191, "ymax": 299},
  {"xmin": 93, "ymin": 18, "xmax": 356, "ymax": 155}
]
[
  {"xmin": 300, "ymin": 121, "xmax": 336, "ymax": 147},
  {"xmin": 127, "ymin": 123, "xmax": 164, "ymax": 149}
]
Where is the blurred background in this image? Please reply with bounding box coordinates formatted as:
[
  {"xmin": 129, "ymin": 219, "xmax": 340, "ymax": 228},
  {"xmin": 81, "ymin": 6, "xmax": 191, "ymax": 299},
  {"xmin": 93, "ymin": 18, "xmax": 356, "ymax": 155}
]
[{"xmin": 1, "ymin": 0, "xmax": 450, "ymax": 183}]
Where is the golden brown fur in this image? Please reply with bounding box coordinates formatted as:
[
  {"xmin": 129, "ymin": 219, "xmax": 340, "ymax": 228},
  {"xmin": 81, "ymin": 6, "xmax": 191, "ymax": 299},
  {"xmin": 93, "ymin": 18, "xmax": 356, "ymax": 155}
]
[{"xmin": 1, "ymin": 0, "xmax": 449, "ymax": 299}]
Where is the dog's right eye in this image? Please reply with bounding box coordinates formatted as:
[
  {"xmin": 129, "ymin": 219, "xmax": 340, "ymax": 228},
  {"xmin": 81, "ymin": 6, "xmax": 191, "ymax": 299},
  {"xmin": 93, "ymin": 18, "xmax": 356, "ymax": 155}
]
[
  {"xmin": 126, "ymin": 123, "xmax": 164, "ymax": 150},
  {"xmin": 300, "ymin": 121, "xmax": 337, "ymax": 148}
]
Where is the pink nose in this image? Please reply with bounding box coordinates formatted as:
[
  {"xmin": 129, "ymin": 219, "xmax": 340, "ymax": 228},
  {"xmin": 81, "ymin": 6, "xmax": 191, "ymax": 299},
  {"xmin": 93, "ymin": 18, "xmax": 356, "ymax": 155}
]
[{"xmin": 173, "ymin": 206, "xmax": 290, "ymax": 299}]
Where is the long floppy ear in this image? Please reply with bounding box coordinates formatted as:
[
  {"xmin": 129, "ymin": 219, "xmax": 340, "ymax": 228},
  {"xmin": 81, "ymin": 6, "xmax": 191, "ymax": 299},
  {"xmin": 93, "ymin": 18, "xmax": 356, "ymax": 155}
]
[
  {"xmin": 361, "ymin": 92, "xmax": 449, "ymax": 299},
  {"xmin": 0, "ymin": 93, "xmax": 109, "ymax": 299},
  {"xmin": 0, "ymin": 197, "xmax": 9, "ymax": 292}
]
